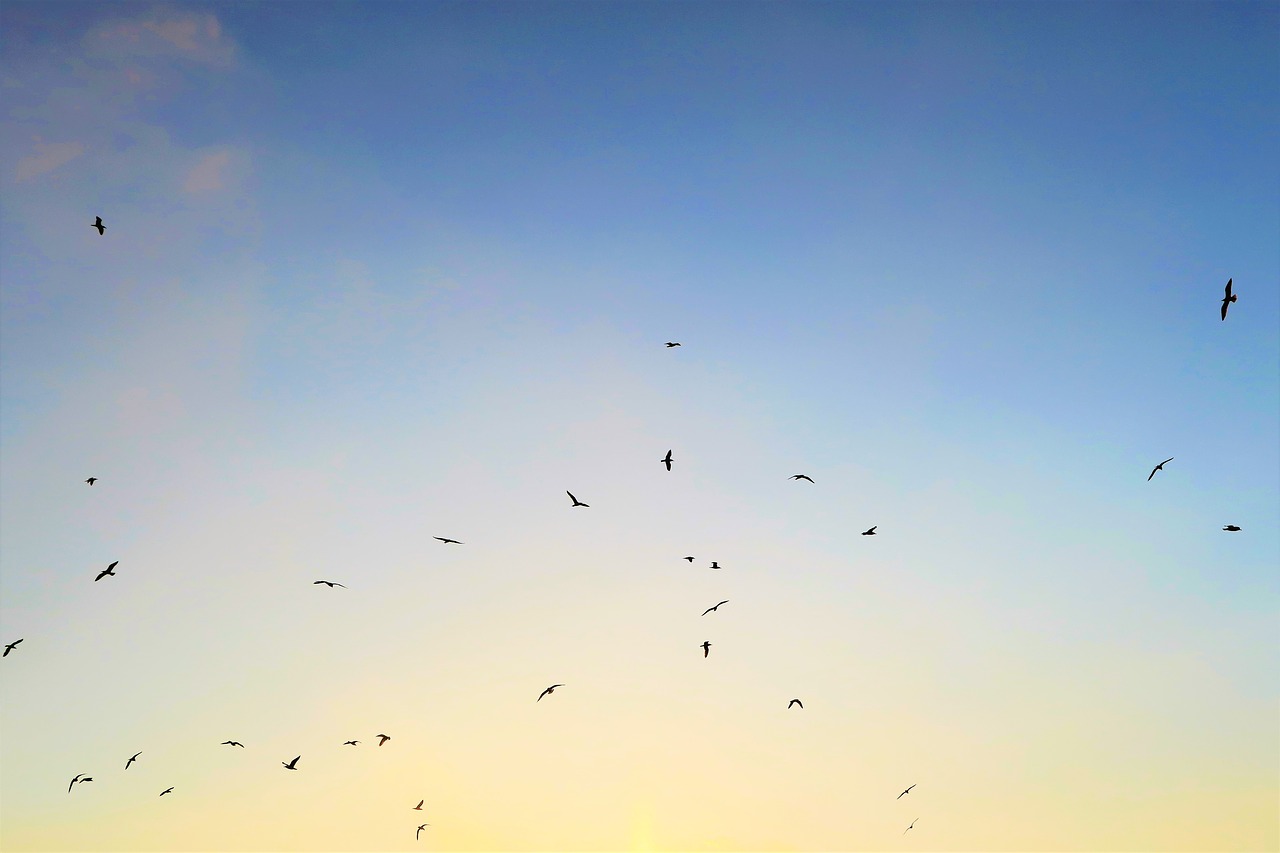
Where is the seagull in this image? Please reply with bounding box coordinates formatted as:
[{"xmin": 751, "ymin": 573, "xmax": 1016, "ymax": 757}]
[
  {"xmin": 904, "ymin": 818, "xmax": 918, "ymax": 835},
  {"xmin": 282, "ymin": 756, "xmax": 300, "ymax": 770},
  {"xmin": 862, "ymin": 526, "xmax": 877, "ymax": 536},
  {"xmin": 788, "ymin": 699, "xmax": 803, "ymax": 709},
  {"xmin": 897, "ymin": 784, "xmax": 915, "ymax": 799},
  {"xmin": 683, "ymin": 556, "xmax": 695, "ymax": 562},
  {"xmin": 413, "ymin": 800, "xmax": 424, "ymax": 810},
  {"xmin": 125, "ymin": 751, "xmax": 141, "ymax": 769},
  {"xmin": 701, "ymin": 600, "xmax": 729, "ymax": 616},
  {"xmin": 664, "ymin": 342, "xmax": 681, "ymax": 348},
  {"xmin": 701, "ymin": 641, "xmax": 711, "ymax": 658},
  {"xmin": 566, "ymin": 491, "xmax": 589, "ymax": 507},
  {"xmin": 434, "ymin": 537, "xmax": 463, "ymax": 544},
  {"xmin": 376, "ymin": 734, "xmax": 391, "ymax": 746},
  {"xmin": 1221, "ymin": 278, "xmax": 1236, "ymax": 321},
  {"xmin": 221, "ymin": 741, "xmax": 245, "ymax": 747},
  {"xmin": 343, "ymin": 740, "xmax": 359, "ymax": 746},
  {"xmin": 159, "ymin": 787, "xmax": 174, "ymax": 796},
  {"xmin": 790, "ymin": 474, "xmax": 814, "ymax": 483},
  {"xmin": 68, "ymin": 774, "xmax": 85, "ymax": 792},
  {"xmin": 1223, "ymin": 525, "xmax": 1242, "ymax": 532},
  {"xmin": 85, "ymin": 477, "xmax": 97, "ymax": 485},
  {"xmin": 538, "ymin": 684, "xmax": 564, "ymax": 701},
  {"xmin": 313, "ymin": 580, "xmax": 346, "ymax": 588},
  {"xmin": 416, "ymin": 824, "xmax": 430, "ymax": 840},
  {"xmin": 94, "ymin": 561, "xmax": 118, "ymax": 581},
  {"xmin": 1148, "ymin": 457, "xmax": 1174, "ymax": 481},
  {"xmin": 3, "ymin": 639, "xmax": 22, "ymax": 657},
  {"xmin": 709, "ymin": 561, "xmax": 722, "ymax": 570},
  {"xmin": 92, "ymin": 216, "xmax": 105, "ymax": 235},
  {"xmin": 661, "ymin": 449, "xmax": 673, "ymax": 471}
]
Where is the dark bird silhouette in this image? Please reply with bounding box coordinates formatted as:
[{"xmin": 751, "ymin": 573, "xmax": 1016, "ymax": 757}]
[
  {"xmin": 125, "ymin": 751, "xmax": 141, "ymax": 770},
  {"xmin": 413, "ymin": 799, "xmax": 424, "ymax": 810},
  {"xmin": 376, "ymin": 734, "xmax": 391, "ymax": 746},
  {"xmin": 664, "ymin": 342, "xmax": 681, "ymax": 347},
  {"xmin": 313, "ymin": 580, "xmax": 346, "ymax": 588},
  {"xmin": 904, "ymin": 818, "xmax": 918, "ymax": 835},
  {"xmin": 790, "ymin": 474, "xmax": 814, "ymax": 483},
  {"xmin": 94, "ymin": 561, "xmax": 118, "ymax": 582},
  {"xmin": 1221, "ymin": 278, "xmax": 1237, "ymax": 321},
  {"xmin": 68, "ymin": 774, "xmax": 84, "ymax": 792},
  {"xmin": 1148, "ymin": 457, "xmax": 1174, "ymax": 481},
  {"xmin": 701, "ymin": 641, "xmax": 711, "ymax": 658},
  {"xmin": 709, "ymin": 561, "xmax": 722, "ymax": 570},
  {"xmin": 661, "ymin": 449, "xmax": 673, "ymax": 471},
  {"xmin": 701, "ymin": 600, "xmax": 729, "ymax": 616},
  {"xmin": 434, "ymin": 537, "xmax": 463, "ymax": 544},
  {"xmin": 683, "ymin": 556, "xmax": 695, "ymax": 562},
  {"xmin": 897, "ymin": 784, "xmax": 915, "ymax": 799},
  {"xmin": 537, "ymin": 684, "xmax": 564, "ymax": 702},
  {"xmin": 862, "ymin": 526, "xmax": 877, "ymax": 535},
  {"xmin": 343, "ymin": 740, "xmax": 359, "ymax": 746},
  {"xmin": 1223, "ymin": 525, "xmax": 1242, "ymax": 532},
  {"xmin": 92, "ymin": 216, "xmax": 105, "ymax": 235},
  {"xmin": 566, "ymin": 490, "xmax": 589, "ymax": 507},
  {"xmin": 416, "ymin": 824, "xmax": 430, "ymax": 840},
  {"xmin": 788, "ymin": 699, "xmax": 803, "ymax": 709},
  {"xmin": 159, "ymin": 787, "xmax": 173, "ymax": 796},
  {"xmin": 221, "ymin": 741, "xmax": 245, "ymax": 747},
  {"xmin": 85, "ymin": 477, "xmax": 97, "ymax": 485},
  {"xmin": 3, "ymin": 639, "xmax": 22, "ymax": 657},
  {"xmin": 282, "ymin": 756, "xmax": 300, "ymax": 770}
]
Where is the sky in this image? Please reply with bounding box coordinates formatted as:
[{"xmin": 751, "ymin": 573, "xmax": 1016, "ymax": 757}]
[{"xmin": 0, "ymin": 2, "xmax": 1277, "ymax": 851}]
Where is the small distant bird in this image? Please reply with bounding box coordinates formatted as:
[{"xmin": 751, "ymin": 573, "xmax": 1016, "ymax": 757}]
[
  {"xmin": 343, "ymin": 740, "xmax": 359, "ymax": 746},
  {"xmin": 85, "ymin": 477, "xmax": 97, "ymax": 485},
  {"xmin": 125, "ymin": 751, "xmax": 141, "ymax": 769},
  {"xmin": 709, "ymin": 561, "xmax": 722, "ymax": 570},
  {"xmin": 159, "ymin": 787, "xmax": 173, "ymax": 796},
  {"xmin": 790, "ymin": 474, "xmax": 814, "ymax": 483},
  {"xmin": 537, "ymin": 684, "xmax": 564, "ymax": 702},
  {"xmin": 313, "ymin": 580, "xmax": 346, "ymax": 588},
  {"xmin": 788, "ymin": 699, "xmax": 803, "ymax": 709},
  {"xmin": 68, "ymin": 774, "xmax": 85, "ymax": 792},
  {"xmin": 701, "ymin": 641, "xmax": 711, "ymax": 658},
  {"xmin": 904, "ymin": 818, "xmax": 918, "ymax": 835},
  {"xmin": 3, "ymin": 639, "xmax": 22, "ymax": 657},
  {"xmin": 94, "ymin": 561, "xmax": 118, "ymax": 582},
  {"xmin": 897, "ymin": 784, "xmax": 915, "ymax": 799},
  {"xmin": 376, "ymin": 734, "xmax": 391, "ymax": 746},
  {"xmin": 282, "ymin": 756, "xmax": 300, "ymax": 770},
  {"xmin": 683, "ymin": 556, "xmax": 695, "ymax": 562},
  {"xmin": 566, "ymin": 491, "xmax": 589, "ymax": 507},
  {"xmin": 1148, "ymin": 457, "xmax": 1174, "ymax": 481},
  {"xmin": 701, "ymin": 600, "xmax": 729, "ymax": 616},
  {"xmin": 221, "ymin": 741, "xmax": 245, "ymax": 747},
  {"xmin": 434, "ymin": 537, "xmax": 463, "ymax": 544},
  {"xmin": 1223, "ymin": 525, "xmax": 1242, "ymax": 532},
  {"xmin": 1221, "ymin": 278, "xmax": 1236, "ymax": 321},
  {"xmin": 664, "ymin": 342, "xmax": 681, "ymax": 348},
  {"xmin": 661, "ymin": 449, "xmax": 673, "ymax": 471},
  {"xmin": 416, "ymin": 824, "xmax": 430, "ymax": 840},
  {"xmin": 862, "ymin": 526, "xmax": 877, "ymax": 536},
  {"xmin": 413, "ymin": 800, "xmax": 424, "ymax": 810},
  {"xmin": 92, "ymin": 216, "xmax": 105, "ymax": 235}
]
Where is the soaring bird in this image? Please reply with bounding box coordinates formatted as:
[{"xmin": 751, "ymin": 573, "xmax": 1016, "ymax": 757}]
[
  {"xmin": 788, "ymin": 699, "xmax": 803, "ymax": 709},
  {"xmin": 683, "ymin": 556, "xmax": 695, "ymax": 562},
  {"xmin": 904, "ymin": 818, "xmax": 918, "ymax": 835},
  {"xmin": 343, "ymin": 740, "xmax": 359, "ymax": 746},
  {"xmin": 68, "ymin": 774, "xmax": 84, "ymax": 792},
  {"xmin": 790, "ymin": 474, "xmax": 814, "ymax": 483},
  {"xmin": 159, "ymin": 787, "xmax": 174, "ymax": 796},
  {"xmin": 125, "ymin": 751, "xmax": 141, "ymax": 770},
  {"xmin": 1223, "ymin": 525, "xmax": 1242, "ymax": 532},
  {"xmin": 3, "ymin": 639, "xmax": 22, "ymax": 657},
  {"xmin": 1148, "ymin": 457, "xmax": 1174, "ymax": 481},
  {"xmin": 416, "ymin": 824, "xmax": 430, "ymax": 840},
  {"xmin": 221, "ymin": 741, "xmax": 245, "ymax": 747},
  {"xmin": 537, "ymin": 684, "xmax": 564, "ymax": 702},
  {"xmin": 434, "ymin": 537, "xmax": 463, "ymax": 544},
  {"xmin": 701, "ymin": 600, "xmax": 729, "ymax": 616},
  {"xmin": 661, "ymin": 449, "xmax": 673, "ymax": 471},
  {"xmin": 1221, "ymin": 278, "xmax": 1237, "ymax": 321},
  {"xmin": 413, "ymin": 800, "xmax": 424, "ymax": 810},
  {"xmin": 313, "ymin": 580, "xmax": 346, "ymax": 588},
  {"xmin": 664, "ymin": 342, "xmax": 681, "ymax": 348},
  {"xmin": 862, "ymin": 526, "xmax": 877, "ymax": 536},
  {"xmin": 897, "ymin": 784, "xmax": 916, "ymax": 799},
  {"xmin": 376, "ymin": 734, "xmax": 391, "ymax": 746},
  {"xmin": 92, "ymin": 216, "xmax": 105, "ymax": 235},
  {"xmin": 282, "ymin": 756, "xmax": 300, "ymax": 770},
  {"xmin": 709, "ymin": 561, "xmax": 722, "ymax": 570},
  {"xmin": 85, "ymin": 477, "xmax": 97, "ymax": 485},
  {"xmin": 94, "ymin": 561, "xmax": 118, "ymax": 582},
  {"xmin": 701, "ymin": 641, "xmax": 711, "ymax": 658},
  {"xmin": 566, "ymin": 491, "xmax": 589, "ymax": 507}
]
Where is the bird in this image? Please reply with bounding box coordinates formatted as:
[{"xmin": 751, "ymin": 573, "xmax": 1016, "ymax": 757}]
[
  {"xmin": 3, "ymin": 639, "xmax": 22, "ymax": 657},
  {"xmin": 904, "ymin": 818, "xmax": 918, "ymax": 835},
  {"xmin": 701, "ymin": 641, "xmax": 711, "ymax": 658},
  {"xmin": 788, "ymin": 699, "xmax": 803, "ymax": 709},
  {"xmin": 94, "ymin": 561, "xmax": 118, "ymax": 581},
  {"xmin": 664, "ymin": 342, "xmax": 681, "ymax": 347},
  {"xmin": 661, "ymin": 449, "xmax": 673, "ymax": 471},
  {"xmin": 566, "ymin": 491, "xmax": 589, "ymax": 507},
  {"xmin": 221, "ymin": 741, "xmax": 245, "ymax": 747},
  {"xmin": 790, "ymin": 474, "xmax": 814, "ymax": 483},
  {"xmin": 1223, "ymin": 525, "xmax": 1242, "ymax": 532},
  {"xmin": 862, "ymin": 526, "xmax": 877, "ymax": 535},
  {"xmin": 159, "ymin": 787, "xmax": 173, "ymax": 796},
  {"xmin": 537, "ymin": 684, "xmax": 564, "ymax": 702},
  {"xmin": 897, "ymin": 784, "xmax": 916, "ymax": 799},
  {"xmin": 85, "ymin": 477, "xmax": 97, "ymax": 485},
  {"xmin": 343, "ymin": 740, "xmax": 359, "ymax": 746},
  {"xmin": 701, "ymin": 600, "xmax": 729, "ymax": 616},
  {"xmin": 1148, "ymin": 457, "xmax": 1174, "ymax": 481},
  {"xmin": 709, "ymin": 561, "xmax": 722, "ymax": 570},
  {"xmin": 413, "ymin": 800, "xmax": 424, "ymax": 810},
  {"xmin": 1221, "ymin": 278, "xmax": 1237, "ymax": 321},
  {"xmin": 434, "ymin": 537, "xmax": 463, "ymax": 544},
  {"xmin": 282, "ymin": 756, "xmax": 300, "ymax": 770},
  {"xmin": 416, "ymin": 824, "xmax": 430, "ymax": 840},
  {"xmin": 683, "ymin": 556, "xmax": 695, "ymax": 562},
  {"xmin": 68, "ymin": 774, "xmax": 84, "ymax": 792},
  {"xmin": 313, "ymin": 580, "xmax": 346, "ymax": 588},
  {"xmin": 91, "ymin": 216, "xmax": 105, "ymax": 235},
  {"xmin": 125, "ymin": 751, "xmax": 141, "ymax": 770},
  {"xmin": 376, "ymin": 734, "xmax": 391, "ymax": 746}
]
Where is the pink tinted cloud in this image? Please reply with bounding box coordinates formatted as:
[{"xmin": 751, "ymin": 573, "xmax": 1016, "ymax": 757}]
[
  {"xmin": 90, "ymin": 12, "xmax": 235, "ymax": 67},
  {"xmin": 183, "ymin": 149, "xmax": 233, "ymax": 194},
  {"xmin": 14, "ymin": 139, "xmax": 85, "ymax": 182}
]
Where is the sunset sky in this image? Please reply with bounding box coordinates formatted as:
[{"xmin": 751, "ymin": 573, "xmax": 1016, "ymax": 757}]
[{"xmin": 1, "ymin": 2, "xmax": 1277, "ymax": 851}]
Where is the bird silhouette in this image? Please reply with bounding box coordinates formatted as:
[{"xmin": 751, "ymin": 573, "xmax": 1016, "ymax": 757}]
[
  {"xmin": 904, "ymin": 818, "xmax": 918, "ymax": 834},
  {"xmin": 538, "ymin": 684, "xmax": 564, "ymax": 701},
  {"xmin": 683, "ymin": 556, "xmax": 695, "ymax": 562},
  {"xmin": 413, "ymin": 799, "xmax": 424, "ymax": 810},
  {"xmin": 897, "ymin": 784, "xmax": 915, "ymax": 799},
  {"xmin": 416, "ymin": 824, "xmax": 430, "ymax": 840},
  {"xmin": 709, "ymin": 561, "xmax": 722, "ymax": 570},
  {"xmin": 1221, "ymin": 278, "xmax": 1237, "ymax": 320},
  {"xmin": 313, "ymin": 580, "xmax": 346, "ymax": 588},
  {"xmin": 92, "ymin": 216, "xmax": 105, "ymax": 235},
  {"xmin": 661, "ymin": 450, "xmax": 673, "ymax": 471},
  {"xmin": 221, "ymin": 741, "xmax": 245, "ymax": 747},
  {"xmin": 3, "ymin": 639, "xmax": 22, "ymax": 657},
  {"xmin": 701, "ymin": 600, "xmax": 729, "ymax": 616},
  {"xmin": 862, "ymin": 526, "xmax": 877, "ymax": 535},
  {"xmin": 566, "ymin": 491, "xmax": 589, "ymax": 507},
  {"xmin": 68, "ymin": 774, "xmax": 85, "ymax": 792},
  {"xmin": 94, "ymin": 561, "xmax": 118, "ymax": 582},
  {"xmin": 159, "ymin": 787, "xmax": 174, "ymax": 796},
  {"xmin": 343, "ymin": 740, "xmax": 359, "ymax": 746},
  {"xmin": 85, "ymin": 477, "xmax": 97, "ymax": 485},
  {"xmin": 1148, "ymin": 457, "xmax": 1174, "ymax": 481},
  {"xmin": 376, "ymin": 734, "xmax": 391, "ymax": 746},
  {"xmin": 790, "ymin": 474, "xmax": 815, "ymax": 483},
  {"xmin": 701, "ymin": 641, "xmax": 711, "ymax": 658},
  {"xmin": 434, "ymin": 537, "xmax": 463, "ymax": 544},
  {"xmin": 788, "ymin": 699, "xmax": 803, "ymax": 709},
  {"xmin": 664, "ymin": 342, "xmax": 681, "ymax": 347},
  {"xmin": 282, "ymin": 756, "xmax": 300, "ymax": 770},
  {"xmin": 125, "ymin": 751, "xmax": 141, "ymax": 770},
  {"xmin": 1223, "ymin": 525, "xmax": 1242, "ymax": 532}
]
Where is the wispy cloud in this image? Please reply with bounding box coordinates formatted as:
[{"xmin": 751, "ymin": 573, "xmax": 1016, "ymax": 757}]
[
  {"xmin": 13, "ymin": 138, "xmax": 84, "ymax": 182},
  {"xmin": 183, "ymin": 147, "xmax": 237, "ymax": 194},
  {"xmin": 86, "ymin": 11, "xmax": 236, "ymax": 68}
]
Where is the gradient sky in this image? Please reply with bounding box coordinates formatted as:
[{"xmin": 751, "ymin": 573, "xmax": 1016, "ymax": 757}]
[{"xmin": 1, "ymin": 3, "xmax": 1277, "ymax": 852}]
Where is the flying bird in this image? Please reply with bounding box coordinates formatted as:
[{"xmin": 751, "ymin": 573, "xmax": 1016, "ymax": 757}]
[
  {"xmin": 537, "ymin": 684, "xmax": 564, "ymax": 702},
  {"xmin": 94, "ymin": 561, "xmax": 118, "ymax": 582},
  {"xmin": 313, "ymin": 580, "xmax": 346, "ymax": 588},
  {"xmin": 416, "ymin": 824, "xmax": 430, "ymax": 840},
  {"xmin": 862, "ymin": 526, "xmax": 877, "ymax": 536},
  {"xmin": 661, "ymin": 449, "xmax": 673, "ymax": 471},
  {"xmin": 1221, "ymin": 278, "xmax": 1237, "ymax": 321},
  {"xmin": 788, "ymin": 699, "xmax": 803, "ymax": 709},
  {"xmin": 282, "ymin": 756, "xmax": 300, "ymax": 770},
  {"xmin": 683, "ymin": 556, "xmax": 695, "ymax": 562},
  {"xmin": 1147, "ymin": 457, "xmax": 1174, "ymax": 481},
  {"xmin": 790, "ymin": 474, "xmax": 814, "ymax": 483},
  {"xmin": 701, "ymin": 600, "xmax": 729, "ymax": 616},
  {"xmin": 159, "ymin": 787, "xmax": 174, "ymax": 796},
  {"xmin": 904, "ymin": 818, "xmax": 918, "ymax": 835},
  {"xmin": 434, "ymin": 537, "xmax": 463, "ymax": 544},
  {"xmin": 376, "ymin": 734, "xmax": 391, "ymax": 746},
  {"xmin": 92, "ymin": 216, "xmax": 105, "ymax": 235},
  {"xmin": 343, "ymin": 740, "xmax": 359, "ymax": 746},
  {"xmin": 413, "ymin": 800, "xmax": 424, "ymax": 810},
  {"xmin": 125, "ymin": 752, "xmax": 141, "ymax": 770},
  {"xmin": 1223, "ymin": 525, "xmax": 1242, "ymax": 532},
  {"xmin": 897, "ymin": 784, "xmax": 916, "ymax": 799},
  {"xmin": 85, "ymin": 477, "xmax": 97, "ymax": 485},
  {"xmin": 664, "ymin": 342, "xmax": 681, "ymax": 347},
  {"xmin": 221, "ymin": 741, "xmax": 244, "ymax": 747},
  {"xmin": 701, "ymin": 641, "xmax": 711, "ymax": 658},
  {"xmin": 709, "ymin": 561, "xmax": 722, "ymax": 570},
  {"xmin": 3, "ymin": 639, "xmax": 22, "ymax": 657},
  {"xmin": 566, "ymin": 491, "xmax": 589, "ymax": 507},
  {"xmin": 68, "ymin": 774, "xmax": 84, "ymax": 793}
]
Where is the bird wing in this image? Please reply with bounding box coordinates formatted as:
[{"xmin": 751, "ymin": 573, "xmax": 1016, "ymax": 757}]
[
  {"xmin": 566, "ymin": 491, "xmax": 577, "ymax": 502},
  {"xmin": 1225, "ymin": 278, "xmax": 1233, "ymax": 298},
  {"xmin": 1222, "ymin": 300, "xmax": 1229, "ymax": 320}
]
